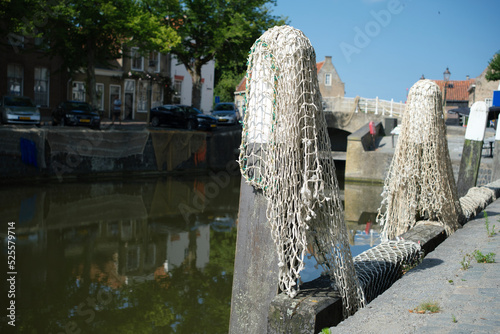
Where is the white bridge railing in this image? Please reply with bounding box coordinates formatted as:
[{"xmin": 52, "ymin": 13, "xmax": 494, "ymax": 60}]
[{"xmin": 322, "ymin": 96, "xmax": 406, "ymax": 118}]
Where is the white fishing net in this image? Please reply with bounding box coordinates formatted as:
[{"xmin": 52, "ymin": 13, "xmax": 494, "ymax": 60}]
[
  {"xmin": 377, "ymin": 79, "xmax": 463, "ymax": 240},
  {"xmin": 238, "ymin": 25, "xmax": 365, "ymax": 316}
]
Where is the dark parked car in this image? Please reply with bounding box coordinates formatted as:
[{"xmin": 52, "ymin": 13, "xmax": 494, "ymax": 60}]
[
  {"xmin": 0, "ymin": 96, "xmax": 41, "ymax": 125},
  {"xmin": 211, "ymin": 102, "xmax": 240, "ymax": 125},
  {"xmin": 52, "ymin": 101, "xmax": 101, "ymax": 129},
  {"xmin": 150, "ymin": 104, "xmax": 217, "ymax": 131}
]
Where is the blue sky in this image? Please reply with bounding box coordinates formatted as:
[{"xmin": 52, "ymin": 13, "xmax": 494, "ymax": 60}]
[{"xmin": 272, "ymin": 0, "xmax": 500, "ymax": 103}]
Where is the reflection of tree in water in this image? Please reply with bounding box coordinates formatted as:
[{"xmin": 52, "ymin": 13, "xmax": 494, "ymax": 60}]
[{"xmin": 15, "ymin": 227, "xmax": 237, "ymax": 334}]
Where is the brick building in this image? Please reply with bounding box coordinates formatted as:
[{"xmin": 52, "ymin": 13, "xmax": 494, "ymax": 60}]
[
  {"xmin": 431, "ymin": 77, "xmax": 475, "ymax": 112},
  {"xmin": 468, "ymin": 67, "xmax": 500, "ymax": 107},
  {"xmin": 0, "ymin": 33, "xmax": 69, "ymax": 118},
  {"xmin": 234, "ymin": 55, "xmax": 345, "ymax": 112},
  {"xmin": 1, "ymin": 32, "xmax": 214, "ymax": 121}
]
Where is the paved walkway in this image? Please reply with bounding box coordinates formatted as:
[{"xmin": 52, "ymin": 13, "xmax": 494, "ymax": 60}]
[{"xmin": 333, "ymin": 198, "xmax": 500, "ymax": 334}]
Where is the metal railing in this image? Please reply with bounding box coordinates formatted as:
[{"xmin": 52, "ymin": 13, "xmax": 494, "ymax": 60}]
[{"xmin": 322, "ymin": 96, "xmax": 406, "ymax": 117}]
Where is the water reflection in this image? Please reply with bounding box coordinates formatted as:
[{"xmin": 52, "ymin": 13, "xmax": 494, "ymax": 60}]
[
  {"xmin": 0, "ymin": 175, "xmax": 240, "ymax": 333},
  {"xmin": 0, "ymin": 176, "xmax": 383, "ymax": 332}
]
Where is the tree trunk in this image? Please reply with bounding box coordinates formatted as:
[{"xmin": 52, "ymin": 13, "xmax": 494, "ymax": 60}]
[
  {"xmin": 85, "ymin": 40, "xmax": 97, "ymax": 109},
  {"xmin": 189, "ymin": 64, "xmax": 202, "ymax": 110}
]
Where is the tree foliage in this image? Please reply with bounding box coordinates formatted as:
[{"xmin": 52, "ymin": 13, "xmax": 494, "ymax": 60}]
[
  {"xmin": 1, "ymin": 0, "xmax": 287, "ymax": 109},
  {"xmin": 1, "ymin": 0, "xmax": 180, "ymax": 108},
  {"xmin": 214, "ymin": 71, "xmax": 245, "ymax": 103},
  {"xmin": 154, "ymin": 0, "xmax": 286, "ymax": 108},
  {"xmin": 486, "ymin": 51, "xmax": 500, "ymax": 82}
]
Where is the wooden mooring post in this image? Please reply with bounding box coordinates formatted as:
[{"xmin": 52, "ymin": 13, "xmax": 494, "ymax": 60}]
[
  {"xmin": 457, "ymin": 101, "xmax": 488, "ymax": 197},
  {"xmin": 492, "ymin": 120, "xmax": 500, "ymax": 181},
  {"xmin": 228, "ymin": 179, "xmax": 279, "ymax": 333}
]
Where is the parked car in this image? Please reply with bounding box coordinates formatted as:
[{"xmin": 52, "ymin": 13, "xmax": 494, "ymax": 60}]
[
  {"xmin": 150, "ymin": 104, "xmax": 217, "ymax": 131},
  {"xmin": 211, "ymin": 102, "xmax": 240, "ymax": 125},
  {"xmin": 52, "ymin": 101, "xmax": 101, "ymax": 129},
  {"xmin": 0, "ymin": 96, "xmax": 41, "ymax": 125},
  {"xmin": 178, "ymin": 105, "xmax": 217, "ymax": 131}
]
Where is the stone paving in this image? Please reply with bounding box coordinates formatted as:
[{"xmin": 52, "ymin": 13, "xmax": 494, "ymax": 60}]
[{"xmin": 332, "ymin": 198, "xmax": 500, "ymax": 334}]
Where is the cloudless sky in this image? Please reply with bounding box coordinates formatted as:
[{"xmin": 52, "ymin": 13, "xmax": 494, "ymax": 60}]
[{"xmin": 271, "ymin": 0, "xmax": 500, "ymax": 103}]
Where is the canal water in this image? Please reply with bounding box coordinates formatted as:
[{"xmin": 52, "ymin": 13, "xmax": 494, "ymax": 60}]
[{"xmin": 0, "ymin": 172, "xmax": 382, "ymax": 333}]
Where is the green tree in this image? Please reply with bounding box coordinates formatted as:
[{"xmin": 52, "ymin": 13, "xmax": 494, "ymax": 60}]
[
  {"xmin": 3, "ymin": 0, "xmax": 180, "ymax": 108},
  {"xmin": 154, "ymin": 0, "xmax": 286, "ymax": 109},
  {"xmin": 486, "ymin": 51, "xmax": 500, "ymax": 82},
  {"xmin": 214, "ymin": 71, "xmax": 245, "ymax": 103}
]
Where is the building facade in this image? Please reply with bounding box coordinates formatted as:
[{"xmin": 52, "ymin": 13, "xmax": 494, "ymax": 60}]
[
  {"xmin": 0, "ymin": 33, "xmax": 70, "ymax": 117},
  {"xmin": 1, "ymin": 33, "xmax": 214, "ymax": 121},
  {"xmin": 170, "ymin": 55, "xmax": 215, "ymax": 114},
  {"xmin": 234, "ymin": 55, "xmax": 345, "ymax": 112},
  {"xmin": 316, "ymin": 56, "xmax": 345, "ymax": 98},
  {"xmin": 432, "ymin": 77, "xmax": 475, "ymax": 112},
  {"xmin": 468, "ymin": 67, "xmax": 500, "ymax": 107}
]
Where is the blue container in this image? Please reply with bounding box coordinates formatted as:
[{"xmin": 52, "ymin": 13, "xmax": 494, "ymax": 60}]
[
  {"xmin": 20, "ymin": 138, "xmax": 37, "ymax": 167},
  {"xmin": 493, "ymin": 90, "xmax": 500, "ymax": 107}
]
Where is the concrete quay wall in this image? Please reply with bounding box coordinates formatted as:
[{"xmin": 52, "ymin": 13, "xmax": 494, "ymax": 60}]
[
  {"xmin": 345, "ymin": 123, "xmax": 495, "ymax": 186},
  {"xmin": 0, "ymin": 126, "xmax": 241, "ymax": 183}
]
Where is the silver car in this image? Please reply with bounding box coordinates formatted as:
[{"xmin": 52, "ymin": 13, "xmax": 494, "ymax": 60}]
[
  {"xmin": 211, "ymin": 102, "xmax": 240, "ymax": 125},
  {"xmin": 0, "ymin": 96, "xmax": 41, "ymax": 125}
]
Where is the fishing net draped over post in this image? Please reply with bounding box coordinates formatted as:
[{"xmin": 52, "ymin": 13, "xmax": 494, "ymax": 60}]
[
  {"xmin": 238, "ymin": 25, "xmax": 365, "ymax": 316},
  {"xmin": 377, "ymin": 79, "xmax": 463, "ymax": 240}
]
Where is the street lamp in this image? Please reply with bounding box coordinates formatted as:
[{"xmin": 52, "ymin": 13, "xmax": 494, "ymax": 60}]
[{"xmin": 443, "ymin": 67, "xmax": 451, "ymax": 110}]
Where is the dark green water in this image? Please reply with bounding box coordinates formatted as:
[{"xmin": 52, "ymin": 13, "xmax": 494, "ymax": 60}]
[{"xmin": 0, "ymin": 173, "xmax": 381, "ymax": 333}]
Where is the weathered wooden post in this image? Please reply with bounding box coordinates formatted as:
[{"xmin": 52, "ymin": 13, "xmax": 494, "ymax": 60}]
[
  {"xmin": 229, "ymin": 26, "xmax": 279, "ymax": 332},
  {"xmin": 229, "ymin": 181, "xmax": 279, "ymax": 333},
  {"xmin": 456, "ymin": 101, "xmax": 488, "ymax": 197},
  {"xmin": 492, "ymin": 119, "xmax": 500, "ymax": 181}
]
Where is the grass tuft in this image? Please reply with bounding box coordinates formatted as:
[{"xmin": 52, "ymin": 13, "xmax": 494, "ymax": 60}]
[
  {"xmin": 410, "ymin": 301, "xmax": 441, "ymax": 314},
  {"xmin": 473, "ymin": 250, "xmax": 496, "ymax": 263}
]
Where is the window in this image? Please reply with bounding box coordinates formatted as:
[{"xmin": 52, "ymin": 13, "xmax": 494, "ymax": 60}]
[
  {"xmin": 137, "ymin": 81, "xmax": 148, "ymax": 113},
  {"xmin": 174, "ymin": 79, "xmax": 182, "ymax": 104},
  {"xmin": 109, "ymin": 85, "xmax": 121, "ymax": 116},
  {"xmin": 72, "ymin": 82, "xmax": 85, "ymax": 101},
  {"xmin": 131, "ymin": 48, "xmax": 143, "ymax": 71},
  {"xmin": 152, "ymin": 83, "xmax": 162, "ymax": 108},
  {"xmin": 124, "ymin": 80, "xmax": 135, "ymax": 119},
  {"xmin": 7, "ymin": 33, "xmax": 24, "ymax": 51},
  {"xmin": 149, "ymin": 52, "xmax": 160, "ymax": 73},
  {"xmin": 325, "ymin": 73, "xmax": 332, "ymax": 86},
  {"xmin": 7, "ymin": 64, "xmax": 23, "ymax": 96},
  {"xmin": 34, "ymin": 67, "xmax": 49, "ymax": 107},
  {"xmin": 96, "ymin": 83, "xmax": 104, "ymax": 111}
]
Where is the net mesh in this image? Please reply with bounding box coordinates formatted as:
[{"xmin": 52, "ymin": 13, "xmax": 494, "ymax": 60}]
[
  {"xmin": 376, "ymin": 79, "xmax": 463, "ymax": 240},
  {"xmin": 238, "ymin": 25, "xmax": 365, "ymax": 316}
]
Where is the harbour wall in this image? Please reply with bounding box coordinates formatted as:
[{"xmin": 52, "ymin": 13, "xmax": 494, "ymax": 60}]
[{"xmin": 0, "ymin": 127, "xmax": 241, "ymax": 183}]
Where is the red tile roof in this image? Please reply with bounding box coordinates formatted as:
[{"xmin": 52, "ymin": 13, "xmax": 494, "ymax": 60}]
[
  {"xmin": 236, "ymin": 76, "xmax": 246, "ymax": 92},
  {"xmin": 317, "ymin": 61, "xmax": 324, "ymax": 73},
  {"xmin": 432, "ymin": 79, "xmax": 475, "ymax": 101}
]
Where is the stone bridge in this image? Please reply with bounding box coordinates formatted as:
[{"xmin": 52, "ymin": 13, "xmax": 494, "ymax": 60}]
[{"xmin": 321, "ymin": 97, "xmax": 405, "ymax": 152}]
